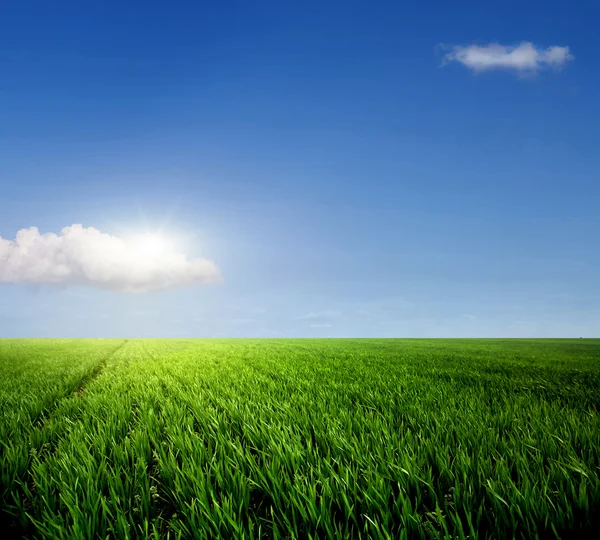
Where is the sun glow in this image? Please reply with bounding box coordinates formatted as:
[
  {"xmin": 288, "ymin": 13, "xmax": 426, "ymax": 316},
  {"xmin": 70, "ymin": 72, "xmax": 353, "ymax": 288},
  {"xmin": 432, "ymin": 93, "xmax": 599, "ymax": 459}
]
[{"xmin": 130, "ymin": 234, "xmax": 169, "ymax": 260}]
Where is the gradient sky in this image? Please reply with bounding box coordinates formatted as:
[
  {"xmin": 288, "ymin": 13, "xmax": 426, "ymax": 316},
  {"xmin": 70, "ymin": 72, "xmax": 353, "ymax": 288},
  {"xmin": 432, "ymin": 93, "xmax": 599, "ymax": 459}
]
[{"xmin": 1, "ymin": 0, "xmax": 599, "ymax": 338}]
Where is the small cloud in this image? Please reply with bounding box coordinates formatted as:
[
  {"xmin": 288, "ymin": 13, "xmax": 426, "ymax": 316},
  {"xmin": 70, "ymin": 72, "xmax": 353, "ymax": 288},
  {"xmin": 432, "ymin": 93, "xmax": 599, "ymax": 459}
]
[
  {"xmin": 309, "ymin": 324, "xmax": 332, "ymax": 328},
  {"xmin": 442, "ymin": 42, "xmax": 573, "ymax": 74},
  {"xmin": 0, "ymin": 225, "xmax": 222, "ymax": 293},
  {"xmin": 298, "ymin": 310, "xmax": 342, "ymax": 321}
]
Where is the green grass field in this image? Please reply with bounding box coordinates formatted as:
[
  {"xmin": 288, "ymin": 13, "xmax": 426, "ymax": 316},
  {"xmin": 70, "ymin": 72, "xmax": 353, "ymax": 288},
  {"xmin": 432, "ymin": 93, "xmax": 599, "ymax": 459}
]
[{"xmin": 1, "ymin": 339, "xmax": 599, "ymax": 539}]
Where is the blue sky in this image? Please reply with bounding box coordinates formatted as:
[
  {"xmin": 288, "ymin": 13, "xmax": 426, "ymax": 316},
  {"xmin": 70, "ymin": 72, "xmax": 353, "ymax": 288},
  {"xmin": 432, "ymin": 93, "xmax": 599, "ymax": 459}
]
[{"xmin": 1, "ymin": 0, "xmax": 598, "ymax": 337}]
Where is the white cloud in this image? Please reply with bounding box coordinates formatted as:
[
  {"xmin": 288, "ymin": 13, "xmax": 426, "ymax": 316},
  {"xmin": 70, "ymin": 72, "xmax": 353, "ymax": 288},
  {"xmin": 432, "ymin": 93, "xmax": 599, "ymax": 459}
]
[
  {"xmin": 443, "ymin": 42, "xmax": 573, "ymax": 73},
  {"xmin": 298, "ymin": 310, "xmax": 342, "ymax": 321},
  {"xmin": 0, "ymin": 225, "xmax": 222, "ymax": 293}
]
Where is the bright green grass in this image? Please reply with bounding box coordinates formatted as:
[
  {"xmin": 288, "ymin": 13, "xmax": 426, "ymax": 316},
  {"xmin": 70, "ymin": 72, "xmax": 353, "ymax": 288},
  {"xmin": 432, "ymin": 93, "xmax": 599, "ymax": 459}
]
[{"xmin": 1, "ymin": 339, "xmax": 599, "ymax": 539}]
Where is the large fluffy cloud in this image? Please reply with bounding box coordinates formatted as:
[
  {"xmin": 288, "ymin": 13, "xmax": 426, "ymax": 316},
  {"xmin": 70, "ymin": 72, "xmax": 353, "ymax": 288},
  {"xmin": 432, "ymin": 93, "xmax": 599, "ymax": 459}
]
[
  {"xmin": 443, "ymin": 42, "xmax": 573, "ymax": 73},
  {"xmin": 0, "ymin": 225, "xmax": 222, "ymax": 293}
]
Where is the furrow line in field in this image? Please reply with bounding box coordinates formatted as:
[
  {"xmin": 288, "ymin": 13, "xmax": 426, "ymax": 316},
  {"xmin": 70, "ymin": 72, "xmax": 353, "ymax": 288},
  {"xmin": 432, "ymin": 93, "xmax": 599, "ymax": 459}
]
[
  {"xmin": 0, "ymin": 340, "xmax": 128, "ymax": 538},
  {"xmin": 73, "ymin": 339, "xmax": 128, "ymax": 396},
  {"xmin": 32, "ymin": 339, "xmax": 130, "ymax": 439},
  {"xmin": 0, "ymin": 339, "xmax": 131, "ymax": 536},
  {"xmin": 27, "ymin": 339, "xmax": 129, "ymax": 431}
]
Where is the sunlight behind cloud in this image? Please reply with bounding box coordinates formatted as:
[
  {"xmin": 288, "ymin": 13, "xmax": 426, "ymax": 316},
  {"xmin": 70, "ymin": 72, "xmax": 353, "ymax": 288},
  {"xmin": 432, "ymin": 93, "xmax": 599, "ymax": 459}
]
[
  {"xmin": 0, "ymin": 225, "xmax": 222, "ymax": 293},
  {"xmin": 129, "ymin": 234, "xmax": 168, "ymax": 261}
]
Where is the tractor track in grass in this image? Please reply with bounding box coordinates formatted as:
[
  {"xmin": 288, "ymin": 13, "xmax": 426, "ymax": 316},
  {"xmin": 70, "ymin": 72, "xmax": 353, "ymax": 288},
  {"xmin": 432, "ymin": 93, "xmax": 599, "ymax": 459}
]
[
  {"xmin": 32, "ymin": 339, "xmax": 129, "ymax": 441},
  {"xmin": 0, "ymin": 339, "xmax": 130, "ymax": 537},
  {"xmin": 74, "ymin": 339, "xmax": 128, "ymax": 396},
  {"xmin": 27, "ymin": 339, "xmax": 130, "ymax": 431}
]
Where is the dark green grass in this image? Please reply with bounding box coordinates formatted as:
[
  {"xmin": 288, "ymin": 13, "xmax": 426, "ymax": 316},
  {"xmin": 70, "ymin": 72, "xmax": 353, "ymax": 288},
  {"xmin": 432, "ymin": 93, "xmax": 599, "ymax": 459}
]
[{"xmin": 1, "ymin": 339, "xmax": 599, "ymax": 538}]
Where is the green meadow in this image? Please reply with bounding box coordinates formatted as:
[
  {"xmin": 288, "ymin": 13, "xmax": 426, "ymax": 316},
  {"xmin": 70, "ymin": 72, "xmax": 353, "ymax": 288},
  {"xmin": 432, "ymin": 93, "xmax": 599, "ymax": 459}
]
[{"xmin": 1, "ymin": 339, "xmax": 599, "ymax": 539}]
